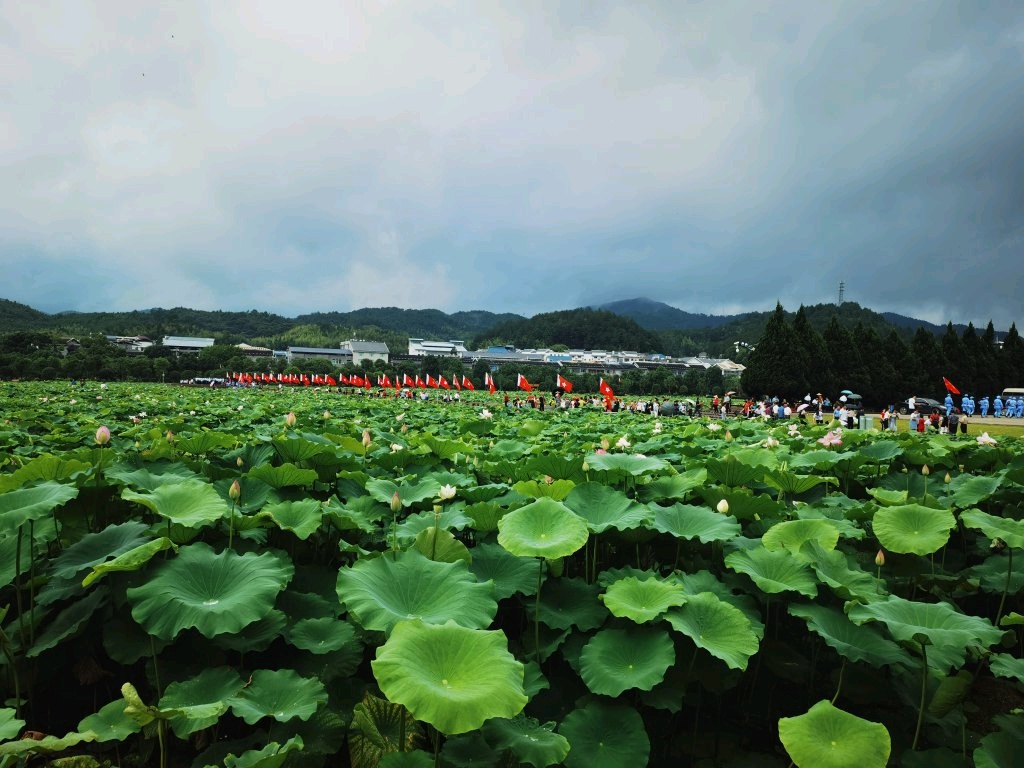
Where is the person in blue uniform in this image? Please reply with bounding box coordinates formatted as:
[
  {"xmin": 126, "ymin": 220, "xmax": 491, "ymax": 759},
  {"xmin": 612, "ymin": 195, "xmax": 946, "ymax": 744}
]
[
  {"xmin": 994, "ymin": 395, "xmax": 1004, "ymax": 417},
  {"xmin": 1017, "ymin": 398, "xmax": 1024, "ymax": 418},
  {"xmin": 1006, "ymin": 396, "xmax": 1017, "ymax": 418},
  {"xmin": 980, "ymin": 396, "xmax": 989, "ymax": 417},
  {"xmin": 944, "ymin": 393, "xmax": 954, "ymax": 415}
]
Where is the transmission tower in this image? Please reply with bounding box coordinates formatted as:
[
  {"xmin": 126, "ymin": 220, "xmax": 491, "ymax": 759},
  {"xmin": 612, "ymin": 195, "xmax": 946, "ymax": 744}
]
[{"xmin": 838, "ymin": 281, "xmax": 845, "ymax": 304}]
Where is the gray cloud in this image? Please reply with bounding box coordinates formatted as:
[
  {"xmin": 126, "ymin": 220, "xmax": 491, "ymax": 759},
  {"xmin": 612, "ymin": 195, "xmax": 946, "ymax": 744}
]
[{"xmin": 2, "ymin": 1, "xmax": 1022, "ymax": 329}]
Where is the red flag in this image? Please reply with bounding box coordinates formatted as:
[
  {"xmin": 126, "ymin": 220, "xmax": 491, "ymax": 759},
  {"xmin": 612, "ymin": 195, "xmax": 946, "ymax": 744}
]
[
  {"xmin": 452, "ymin": 376, "xmax": 461, "ymax": 391},
  {"xmin": 403, "ymin": 373, "xmax": 414, "ymax": 387},
  {"xmin": 351, "ymin": 375, "xmax": 364, "ymax": 387},
  {"xmin": 426, "ymin": 374, "xmax": 438, "ymax": 388},
  {"xmin": 556, "ymin": 373, "xmax": 574, "ymax": 393},
  {"xmin": 438, "ymin": 375, "xmax": 450, "ymax": 390},
  {"xmin": 364, "ymin": 376, "xmax": 372, "ymax": 389},
  {"xmin": 943, "ymin": 377, "xmax": 960, "ymax": 395},
  {"xmin": 462, "ymin": 375, "xmax": 475, "ymax": 391},
  {"xmin": 517, "ymin": 373, "xmax": 533, "ymax": 392},
  {"xmin": 326, "ymin": 376, "xmax": 336, "ymax": 386},
  {"xmin": 415, "ymin": 375, "xmax": 426, "ymax": 388},
  {"xmin": 484, "ymin": 373, "xmax": 497, "ymax": 394},
  {"xmin": 599, "ymin": 378, "xmax": 615, "ymax": 398}
]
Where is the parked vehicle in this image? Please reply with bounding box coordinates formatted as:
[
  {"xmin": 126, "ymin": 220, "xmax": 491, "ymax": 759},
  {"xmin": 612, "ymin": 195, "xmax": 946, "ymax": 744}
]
[{"xmin": 898, "ymin": 397, "xmax": 944, "ymax": 415}]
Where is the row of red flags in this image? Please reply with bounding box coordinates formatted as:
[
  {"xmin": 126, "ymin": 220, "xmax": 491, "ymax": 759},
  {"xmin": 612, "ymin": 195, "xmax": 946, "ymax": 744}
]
[{"xmin": 227, "ymin": 371, "xmax": 615, "ymax": 397}]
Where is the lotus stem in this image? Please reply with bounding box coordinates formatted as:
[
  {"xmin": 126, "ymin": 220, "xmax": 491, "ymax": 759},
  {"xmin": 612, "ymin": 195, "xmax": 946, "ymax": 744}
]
[
  {"xmin": 28, "ymin": 520, "xmax": 36, "ymax": 646},
  {"xmin": 228, "ymin": 501, "xmax": 236, "ymax": 549},
  {"xmin": 0, "ymin": 627, "xmax": 22, "ymax": 719},
  {"xmin": 995, "ymin": 547, "xmax": 1014, "ymax": 627},
  {"xmin": 534, "ymin": 558, "xmax": 544, "ymax": 662},
  {"xmin": 433, "ymin": 725, "xmax": 442, "ymax": 768},
  {"xmin": 912, "ymin": 641, "xmax": 928, "ymax": 751},
  {"xmin": 14, "ymin": 527, "xmax": 25, "ymax": 645},
  {"xmin": 831, "ymin": 657, "xmax": 846, "ymax": 705}
]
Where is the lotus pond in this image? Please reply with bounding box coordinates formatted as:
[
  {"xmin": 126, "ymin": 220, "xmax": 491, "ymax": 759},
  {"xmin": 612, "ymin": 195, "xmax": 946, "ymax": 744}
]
[{"xmin": 0, "ymin": 381, "xmax": 1022, "ymax": 768}]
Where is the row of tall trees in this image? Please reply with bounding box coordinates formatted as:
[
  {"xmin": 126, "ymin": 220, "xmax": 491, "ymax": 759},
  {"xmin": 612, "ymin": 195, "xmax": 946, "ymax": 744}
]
[{"xmin": 741, "ymin": 304, "xmax": 1024, "ymax": 406}]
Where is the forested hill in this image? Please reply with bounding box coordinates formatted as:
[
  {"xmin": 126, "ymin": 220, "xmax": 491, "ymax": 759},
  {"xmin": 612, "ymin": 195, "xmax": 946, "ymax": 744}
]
[
  {"xmin": 0, "ymin": 299, "xmax": 51, "ymax": 329},
  {"xmin": 297, "ymin": 308, "xmax": 524, "ymax": 341},
  {"xmin": 597, "ymin": 298, "xmax": 741, "ymax": 330},
  {"xmin": 470, "ymin": 308, "xmax": 663, "ymax": 352}
]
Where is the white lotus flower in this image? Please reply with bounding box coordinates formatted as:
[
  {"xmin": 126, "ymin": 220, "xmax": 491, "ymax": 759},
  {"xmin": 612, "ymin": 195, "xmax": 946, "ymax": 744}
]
[
  {"xmin": 761, "ymin": 437, "xmax": 780, "ymax": 448},
  {"xmin": 977, "ymin": 432, "xmax": 998, "ymax": 445},
  {"xmin": 439, "ymin": 484, "xmax": 457, "ymax": 500},
  {"xmin": 616, "ymin": 436, "xmax": 631, "ymax": 448},
  {"xmin": 390, "ymin": 443, "xmax": 403, "ymax": 452},
  {"xmin": 707, "ymin": 423, "xmax": 721, "ymax": 432},
  {"xmin": 480, "ymin": 408, "xmax": 493, "ymax": 419}
]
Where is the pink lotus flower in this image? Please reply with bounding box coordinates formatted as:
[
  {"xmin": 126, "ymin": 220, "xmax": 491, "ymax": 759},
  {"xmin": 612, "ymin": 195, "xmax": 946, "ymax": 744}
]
[
  {"xmin": 95, "ymin": 425, "xmax": 111, "ymax": 445},
  {"xmin": 817, "ymin": 430, "xmax": 843, "ymax": 447}
]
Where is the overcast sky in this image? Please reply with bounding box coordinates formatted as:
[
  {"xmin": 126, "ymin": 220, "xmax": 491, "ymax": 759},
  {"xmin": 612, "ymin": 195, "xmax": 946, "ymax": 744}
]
[{"xmin": 3, "ymin": 1, "xmax": 1023, "ymax": 329}]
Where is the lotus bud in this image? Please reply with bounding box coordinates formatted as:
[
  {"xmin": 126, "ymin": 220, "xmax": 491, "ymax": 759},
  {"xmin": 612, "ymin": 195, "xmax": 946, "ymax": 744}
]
[
  {"xmin": 716, "ymin": 499, "xmax": 729, "ymax": 514},
  {"xmin": 323, "ymin": 410, "xmax": 331, "ymax": 419},
  {"xmin": 401, "ymin": 423, "xmax": 408, "ymax": 434},
  {"xmin": 284, "ymin": 412, "xmax": 297, "ymax": 428},
  {"xmin": 166, "ymin": 430, "xmax": 175, "ymax": 442},
  {"xmin": 390, "ymin": 491, "xmax": 402, "ymax": 514},
  {"xmin": 601, "ymin": 437, "xmax": 610, "ymax": 450},
  {"xmin": 229, "ymin": 479, "xmax": 241, "ymax": 502},
  {"xmin": 874, "ymin": 549, "xmax": 885, "ymax": 567},
  {"xmin": 724, "ymin": 430, "xmax": 733, "ymax": 442},
  {"xmin": 944, "ymin": 472, "xmax": 951, "ymax": 484},
  {"xmin": 439, "ymin": 484, "xmax": 457, "ymax": 501},
  {"xmin": 95, "ymin": 425, "xmax": 111, "ymax": 445},
  {"xmin": 362, "ymin": 429, "xmax": 372, "ymax": 448},
  {"xmin": 236, "ymin": 456, "xmax": 244, "ymax": 467},
  {"xmin": 582, "ymin": 461, "xmax": 590, "ymax": 472},
  {"xmin": 921, "ymin": 464, "xmax": 930, "ymax": 476}
]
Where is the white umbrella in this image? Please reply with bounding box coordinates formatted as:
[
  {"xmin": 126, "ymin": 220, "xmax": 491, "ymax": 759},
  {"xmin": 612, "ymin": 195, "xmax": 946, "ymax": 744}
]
[{"xmin": 797, "ymin": 403, "xmax": 810, "ymax": 413}]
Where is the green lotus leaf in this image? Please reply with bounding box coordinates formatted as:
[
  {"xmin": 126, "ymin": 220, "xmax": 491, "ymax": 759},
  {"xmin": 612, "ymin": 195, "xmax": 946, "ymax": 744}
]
[
  {"xmin": 160, "ymin": 667, "xmax": 246, "ymax": 737},
  {"xmin": 412, "ymin": 526, "xmax": 471, "ymax": 564},
  {"xmin": 121, "ymin": 479, "xmax": 230, "ymax": 529},
  {"xmin": 379, "ymin": 751, "xmax": 434, "ymax": 767},
  {"xmin": 0, "ymin": 454, "xmax": 91, "ymax": 491},
  {"xmin": 636, "ymin": 468, "xmax": 708, "ymax": 503},
  {"xmin": 257, "ymin": 499, "xmax": 323, "ymax": 540},
  {"xmin": 974, "ymin": 715, "xmax": 1024, "ymax": 768},
  {"xmin": 529, "ymin": 576, "xmax": 606, "ymax": 631},
  {"xmin": 77, "ymin": 698, "xmax": 142, "ymax": 742},
  {"xmin": 126, "ymin": 542, "xmax": 294, "ymax": 640},
  {"xmin": 763, "ymin": 469, "xmax": 835, "ymax": 496},
  {"xmin": 105, "ymin": 461, "xmax": 201, "ymax": 491},
  {"xmin": 557, "ymin": 699, "xmax": 649, "ymax": 768},
  {"xmin": 664, "ymin": 592, "xmax": 760, "ymax": 670},
  {"xmin": 82, "ymin": 537, "xmax": 176, "ymax": 587},
  {"xmin": 464, "ymin": 501, "xmax": 506, "ymax": 533},
  {"xmin": 989, "ymin": 653, "xmax": 1024, "ymax": 683},
  {"xmin": 50, "ymin": 520, "xmax": 151, "ymax": 579},
  {"xmin": 778, "ymin": 700, "xmax": 890, "ymax": 768},
  {"xmin": 867, "ymin": 488, "xmax": 910, "ymax": 506},
  {"xmin": 847, "ymin": 595, "xmax": 1005, "ymax": 671},
  {"xmin": 0, "ymin": 709, "xmax": 25, "ymax": 741},
  {"xmin": 699, "ymin": 488, "xmax": 783, "ymax": 521},
  {"xmin": 174, "ymin": 431, "xmax": 235, "ymax": 455},
  {"xmin": 481, "ymin": 716, "xmax": 570, "ymax": 768},
  {"xmin": 960, "ymin": 509, "xmax": 1024, "ymax": 549},
  {"xmin": 788, "ymin": 449, "xmax": 845, "ymax": 470},
  {"xmin": 212, "ymin": 609, "xmax": 288, "ymax": 653},
  {"xmin": 584, "ymin": 452, "xmax": 668, "ymax": 476},
  {"xmin": 28, "ymin": 587, "xmax": 108, "ymax": 657},
  {"xmin": 442, "ymin": 731, "xmax": 502, "ymax": 767},
  {"xmin": 523, "ymin": 454, "xmax": 585, "ymax": 482},
  {"xmin": 1001, "ymin": 612, "xmax": 1024, "ymax": 627},
  {"xmin": 228, "ymin": 669, "xmax": 326, "ymax": 725},
  {"xmin": 365, "ymin": 478, "xmax": 441, "ymax": 506},
  {"xmin": 949, "ymin": 475, "xmax": 1002, "ymax": 509},
  {"xmin": 372, "ymin": 620, "xmax": 528, "ymax": 735},
  {"xmin": 468, "ymin": 542, "xmax": 539, "ymax": 599},
  {"xmin": 762, "ymin": 519, "xmax": 840, "ymax": 557},
  {"xmin": 725, "ymin": 547, "xmax": 818, "ymax": 598},
  {"xmin": 928, "ymin": 670, "xmax": 973, "ymax": 717},
  {"xmin": 579, "ymin": 626, "xmax": 675, "ymax": 695},
  {"xmin": 872, "ymin": 504, "xmax": 956, "ymax": 556},
  {"xmin": 787, "ymin": 603, "xmax": 913, "ymax": 668},
  {"xmin": 601, "ymin": 576, "xmax": 686, "ymax": 623},
  {"xmin": 970, "ymin": 552, "xmax": 1024, "ymax": 594},
  {"xmin": 563, "ymin": 482, "xmax": 653, "ymax": 532},
  {"xmin": 0, "ymin": 480, "xmax": 79, "ymax": 534},
  {"xmin": 247, "ymin": 462, "xmax": 318, "ymax": 489},
  {"xmin": 273, "ymin": 435, "xmax": 329, "ymax": 463},
  {"xmin": 337, "ymin": 550, "xmax": 497, "ymax": 634},
  {"xmin": 0, "ymin": 730, "xmax": 96, "ymax": 758},
  {"xmin": 803, "ymin": 545, "xmax": 882, "ymax": 602},
  {"xmin": 513, "ymin": 479, "xmax": 575, "ymax": 501},
  {"xmin": 858, "ymin": 441, "xmax": 904, "ymax": 463},
  {"xmin": 349, "ymin": 692, "xmax": 425, "ymax": 767},
  {"xmin": 397, "ymin": 507, "xmax": 474, "ymax": 544},
  {"xmin": 221, "ymin": 736, "xmax": 304, "ymax": 768},
  {"xmin": 652, "ymin": 503, "xmax": 742, "ymax": 543},
  {"xmin": 497, "ymin": 498, "xmax": 589, "ymax": 559},
  {"xmin": 285, "ymin": 617, "xmax": 357, "ymax": 655}
]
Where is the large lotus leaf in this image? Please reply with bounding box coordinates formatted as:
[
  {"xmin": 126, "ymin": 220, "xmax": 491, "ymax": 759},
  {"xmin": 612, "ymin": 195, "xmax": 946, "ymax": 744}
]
[
  {"xmin": 468, "ymin": 542, "xmax": 539, "ymax": 599},
  {"xmin": 579, "ymin": 626, "xmax": 675, "ymax": 695},
  {"xmin": 77, "ymin": 699, "xmax": 142, "ymax": 742},
  {"xmin": 557, "ymin": 699, "xmax": 649, "ymax": 768},
  {"xmin": 464, "ymin": 502, "xmax": 506, "ymax": 533},
  {"xmin": 228, "ymin": 669, "xmax": 326, "ymax": 725},
  {"xmin": 975, "ymin": 728, "xmax": 1024, "ymax": 768},
  {"xmin": 847, "ymin": 596, "xmax": 1005, "ymax": 671},
  {"xmin": 365, "ymin": 478, "xmax": 441, "ymax": 507},
  {"xmin": 28, "ymin": 587, "xmax": 108, "ymax": 657},
  {"xmin": 859, "ymin": 441, "xmax": 904, "ymax": 463},
  {"xmin": 664, "ymin": 591, "xmax": 760, "ymax": 670},
  {"xmin": 949, "ymin": 475, "xmax": 1002, "ymax": 509},
  {"xmin": 348, "ymin": 692, "xmax": 425, "ymax": 767},
  {"xmin": 247, "ymin": 463, "xmax": 318, "ymax": 489},
  {"xmin": 0, "ymin": 709, "xmax": 24, "ymax": 741},
  {"xmin": 763, "ymin": 470, "xmax": 835, "ymax": 496},
  {"xmin": 497, "ymin": 498, "xmax": 589, "ymax": 559},
  {"xmin": 397, "ymin": 507, "xmax": 474, "ymax": 543},
  {"xmin": 481, "ymin": 716, "xmax": 570, "ymax": 768},
  {"xmin": 529, "ymin": 576, "xmax": 606, "ymax": 631},
  {"xmin": 699, "ymin": 488, "xmax": 783, "ymax": 522},
  {"xmin": 379, "ymin": 750, "xmax": 434, "ymax": 767},
  {"xmin": 960, "ymin": 509, "xmax": 1024, "ymax": 549},
  {"xmin": 323, "ymin": 496, "xmax": 383, "ymax": 534},
  {"xmin": 725, "ymin": 547, "xmax": 818, "ymax": 597},
  {"xmin": 601, "ymin": 576, "xmax": 686, "ymax": 623},
  {"xmin": 523, "ymin": 454, "xmax": 585, "ymax": 483},
  {"xmin": 127, "ymin": 542, "xmax": 294, "ymax": 640},
  {"xmin": 0, "ymin": 454, "xmax": 92, "ymax": 492},
  {"xmin": 804, "ymin": 545, "xmax": 880, "ymax": 602},
  {"xmin": 372, "ymin": 619, "xmax": 528, "ymax": 735},
  {"xmin": 787, "ymin": 603, "xmax": 912, "ymax": 668},
  {"xmin": 636, "ymin": 468, "xmax": 708, "ymax": 503},
  {"xmin": 122, "ymin": 480, "xmax": 230, "ymax": 529},
  {"xmin": 337, "ymin": 550, "xmax": 496, "ymax": 633},
  {"xmin": 285, "ymin": 617, "xmax": 358, "ymax": 655},
  {"xmin": 174, "ymin": 431, "xmax": 235, "ymax": 455},
  {"xmin": 761, "ymin": 519, "xmax": 840, "ymax": 558},
  {"xmin": 105, "ymin": 461, "xmax": 201, "ymax": 491},
  {"xmin": 778, "ymin": 699, "xmax": 890, "ymax": 768},
  {"xmin": 222, "ymin": 736, "xmax": 305, "ymax": 768},
  {"xmin": 0, "ymin": 481, "xmax": 79, "ymax": 534},
  {"xmin": 788, "ymin": 449, "xmax": 846, "ymax": 471},
  {"xmin": 706, "ymin": 454, "xmax": 765, "ymax": 487},
  {"xmin": 272, "ymin": 435, "xmax": 329, "ymax": 463},
  {"xmin": 513, "ymin": 479, "xmax": 575, "ymax": 501},
  {"xmin": 652, "ymin": 503, "xmax": 741, "ymax": 543},
  {"xmin": 796, "ymin": 508, "xmax": 865, "ymax": 541},
  {"xmin": 584, "ymin": 452, "xmax": 668, "ymax": 476},
  {"xmin": 563, "ymin": 482, "xmax": 653, "ymax": 533},
  {"xmin": 970, "ymin": 552, "xmax": 1024, "ymax": 594},
  {"xmin": 988, "ymin": 653, "xmax": 1024, "ymax": 683},
  {"xmin": 872, "ymin": 504, "xmax": 956, "ymax": 556},
  {"xmin": 258, "ymin": 499, "xmax": 323, "ymax": 540},
  {"xmin": 412, "ymin": 527, "xmax": 472, "ymax": 564},
  {"xmin": 0, "ymin": 519, "xmax": 55, "ymax": 590},
  {"xmin": 82, "ymin": 537, "xmax": 176, "ymax": 587},
  {"xmin": 50, "ymin": 520, "xmax": 151, "ymax": 579},
  {"xmin": 868, "ymin": 488, "xmax": 910, "ymax": 507},
  {"xmin": 160, "ymin": 667, "xmax": 246, "ymax": 737},
  {"xmin": 0, "ymin": 730, "xmax": 96, "ymax": 758}
]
